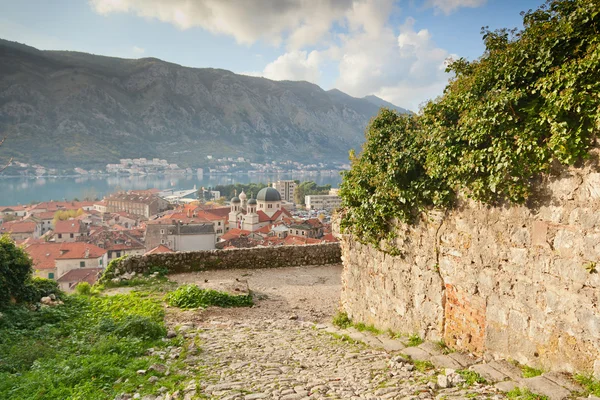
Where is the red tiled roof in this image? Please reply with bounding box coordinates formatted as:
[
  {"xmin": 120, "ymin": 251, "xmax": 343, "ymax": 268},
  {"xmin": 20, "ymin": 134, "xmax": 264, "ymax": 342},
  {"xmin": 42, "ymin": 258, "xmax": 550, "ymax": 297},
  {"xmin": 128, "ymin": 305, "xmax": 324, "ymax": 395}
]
[
  {"xmin": 145, "ymin": 245, "xmax": 173, "ymax": 255},
  {"xmin": 255, "ymin": 224, "xmax": 272, "ymax": 234},
  {"xmin": 54, "ymin": 220, "xmax": 85, "ymax": 234},
  {"xmin": 283, "ymin": 235, "xmax": 323, "ymax": 246},
  {"xmin": 0, "ymin": 205, "xmax": 28, "ymax": 211},
  {"xmin": 56, "ymin": 268, "xmax": 103, "ymax": 285},
  {"xmin": 0, "ymin": 221, "xmax": 36, "ymax": 234},
  {"xmin": 322, "ymin": 233, "xmax": 339, "ymax": 243},
  {"xmin": 56, "ymin": 242, "xmax": 106, "ymax": 259},
  {"xmin": 220, "ymin": 228, "xmax": 251, "ymax": 241},
  {"xmin": 25, "ymin": 243, "xmax": 63, "ymax": 270}
]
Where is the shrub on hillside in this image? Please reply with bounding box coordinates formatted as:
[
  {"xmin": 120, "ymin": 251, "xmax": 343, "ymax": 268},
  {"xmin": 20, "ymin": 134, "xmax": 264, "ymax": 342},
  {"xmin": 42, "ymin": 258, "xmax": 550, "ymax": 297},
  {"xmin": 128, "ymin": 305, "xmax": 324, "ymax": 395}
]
[
  {"xmin": 165, "ymin": 284, "xmax": 253, "ymax": 309},
  {"xmin": 0, "ymin": 235, "xmax": 34, "ymax": 306}
]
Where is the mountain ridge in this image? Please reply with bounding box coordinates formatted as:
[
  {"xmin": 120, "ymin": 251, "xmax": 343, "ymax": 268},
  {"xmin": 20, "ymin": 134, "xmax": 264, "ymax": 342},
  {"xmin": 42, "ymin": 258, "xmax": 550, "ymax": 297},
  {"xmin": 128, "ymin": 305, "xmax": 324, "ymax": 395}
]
[{"xmin": 0, "ymin": 38, "xmax": 410, "ymax": 168}]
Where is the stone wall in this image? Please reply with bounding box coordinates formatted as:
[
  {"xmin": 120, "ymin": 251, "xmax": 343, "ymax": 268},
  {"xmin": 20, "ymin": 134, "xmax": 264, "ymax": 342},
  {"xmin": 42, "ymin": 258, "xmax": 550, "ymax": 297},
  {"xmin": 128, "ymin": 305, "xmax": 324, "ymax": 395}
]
[
  {"xmin": 100, "ymin": 243, "xmax": 341, "ymax": 282},
  {"xmin": 339, "ymin": 154, "xmax": 600, "ymax": 377}
]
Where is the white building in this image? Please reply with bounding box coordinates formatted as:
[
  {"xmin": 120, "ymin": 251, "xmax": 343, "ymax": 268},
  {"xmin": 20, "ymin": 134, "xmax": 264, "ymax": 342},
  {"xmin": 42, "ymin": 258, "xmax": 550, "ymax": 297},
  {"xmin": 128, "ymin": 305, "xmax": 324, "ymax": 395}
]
[
  {"xmin": 305, "ymin": 194, "xmax": 342, "ymax": 211},
  {"xmin": 272, "ymin": 180, "xmax": 296, "ymax": 202}
]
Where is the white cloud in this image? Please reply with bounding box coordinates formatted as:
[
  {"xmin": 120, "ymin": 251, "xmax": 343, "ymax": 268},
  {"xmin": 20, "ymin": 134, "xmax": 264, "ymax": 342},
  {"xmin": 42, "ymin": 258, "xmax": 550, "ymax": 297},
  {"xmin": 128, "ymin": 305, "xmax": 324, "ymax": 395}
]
[
  {"xmin": 132, "ymin": 46, "xmax": 145, "ymax": 55},
  {"xmin": 89, "ymin": 0, "xmax": 352, "ymax": 48},
  {"xmin": 423, "ymin": 0, "xmax": 487, "ymax": 15},
  {"xmin": 262, "ymin": 50, "xmax": 322, "ymax": 83}
]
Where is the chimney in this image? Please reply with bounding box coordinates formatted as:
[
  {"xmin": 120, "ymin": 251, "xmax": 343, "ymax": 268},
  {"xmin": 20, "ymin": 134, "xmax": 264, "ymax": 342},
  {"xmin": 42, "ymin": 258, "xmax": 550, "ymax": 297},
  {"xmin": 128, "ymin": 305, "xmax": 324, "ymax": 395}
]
[{"xmin": 85, "ymin": 248, "xmax": 90, "ymax": 259}]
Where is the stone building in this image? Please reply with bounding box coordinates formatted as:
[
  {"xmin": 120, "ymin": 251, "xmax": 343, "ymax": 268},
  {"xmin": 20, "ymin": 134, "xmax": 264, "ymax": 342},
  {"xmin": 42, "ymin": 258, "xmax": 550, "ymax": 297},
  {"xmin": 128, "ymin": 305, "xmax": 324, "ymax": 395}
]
[
  {"xmin": 228, "ymin": 188, "xmax": 292, "ymax": 232},
  {"xmin": 305, "ymin": 194, "xmax": 342, "ymax": 211},
  {"xmin": 106, "ymin": 192, "xmax": 168, "ymax": 218},
  {"xmin": 145, "ymin": 219, "xmax": 215, "ymax": 251}
]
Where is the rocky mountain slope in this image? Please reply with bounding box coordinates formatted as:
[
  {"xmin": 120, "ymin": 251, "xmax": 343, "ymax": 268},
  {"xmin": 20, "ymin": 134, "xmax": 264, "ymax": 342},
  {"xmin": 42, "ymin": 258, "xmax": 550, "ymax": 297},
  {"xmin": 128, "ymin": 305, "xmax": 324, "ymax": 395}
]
[{"xmin": 0, "ymin": 39, "xmax": 410, "ymax": 168}]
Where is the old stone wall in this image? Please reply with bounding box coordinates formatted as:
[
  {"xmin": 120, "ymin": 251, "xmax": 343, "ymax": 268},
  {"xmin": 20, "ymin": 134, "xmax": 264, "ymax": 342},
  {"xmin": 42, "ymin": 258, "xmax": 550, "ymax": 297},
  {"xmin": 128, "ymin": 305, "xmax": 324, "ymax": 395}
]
[
  {"xmin": 100, "ymin": 243, "xmax": 341, "ymax": 282},
  {"xmin": 339, "ymin": 155, "xmax": 600, "ymax": 377}
]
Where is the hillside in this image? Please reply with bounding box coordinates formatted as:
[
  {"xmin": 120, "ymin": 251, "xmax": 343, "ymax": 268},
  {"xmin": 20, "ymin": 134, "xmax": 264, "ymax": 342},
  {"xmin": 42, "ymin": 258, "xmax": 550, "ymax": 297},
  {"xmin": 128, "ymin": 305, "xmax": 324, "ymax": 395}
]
[{"xmin": 0, "ymin": 39, "xmax": 409, "ymax": 168}]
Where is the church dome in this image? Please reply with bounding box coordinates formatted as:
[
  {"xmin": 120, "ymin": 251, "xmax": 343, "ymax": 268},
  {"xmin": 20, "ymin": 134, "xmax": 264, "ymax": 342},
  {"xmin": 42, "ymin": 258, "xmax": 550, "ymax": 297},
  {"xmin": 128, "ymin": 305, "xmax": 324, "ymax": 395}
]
[
  {"xmin": 239, "ymin": 190, "xmax": 247, "ymax": 200},
  {"xmin": 257, "ymin": 187, "xmax": 281, "ymax": 202},
  {"xmin": 248, "ymin": 198, "xmax": 257, "ymax": 205},
  {"xmin": 231, "ymin": 196, "xmax": 240, "ymax": 203}
]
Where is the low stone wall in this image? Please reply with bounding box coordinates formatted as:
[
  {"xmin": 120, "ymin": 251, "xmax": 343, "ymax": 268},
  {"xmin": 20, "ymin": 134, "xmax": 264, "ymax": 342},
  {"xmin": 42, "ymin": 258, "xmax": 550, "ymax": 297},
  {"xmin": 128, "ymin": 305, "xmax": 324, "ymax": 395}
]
[
  {"xmin": 100, "ymin": 243, "xmax": 341, "ymax": 282},
  {"xmin": 339, "ymin": 154, "xmax": 600, "ymax": 377}
]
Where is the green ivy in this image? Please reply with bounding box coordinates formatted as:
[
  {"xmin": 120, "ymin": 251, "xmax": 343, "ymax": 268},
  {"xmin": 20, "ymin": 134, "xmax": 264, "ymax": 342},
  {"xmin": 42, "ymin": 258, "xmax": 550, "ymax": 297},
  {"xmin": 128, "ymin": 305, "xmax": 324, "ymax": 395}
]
[{"xmin": 340, "ymin": 0, "xmax": 600, "ymax": 251}]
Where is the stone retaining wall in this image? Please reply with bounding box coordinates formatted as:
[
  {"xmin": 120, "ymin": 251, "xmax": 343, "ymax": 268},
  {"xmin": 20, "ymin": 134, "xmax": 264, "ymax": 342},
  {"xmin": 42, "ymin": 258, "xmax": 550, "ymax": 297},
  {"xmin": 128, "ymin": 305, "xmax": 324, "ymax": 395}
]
[
  {"xmin": 339, "ymin": 153, "xmax": 600, "ymax": 377},
  {"xmin": 100, "ymin": 243, "xmax": 341, "ymax": 282}
]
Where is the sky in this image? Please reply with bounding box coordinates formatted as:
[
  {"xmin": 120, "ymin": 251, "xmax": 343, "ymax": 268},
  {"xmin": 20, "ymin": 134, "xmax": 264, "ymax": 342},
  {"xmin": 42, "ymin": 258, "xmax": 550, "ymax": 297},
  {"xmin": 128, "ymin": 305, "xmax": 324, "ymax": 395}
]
[{"xmin": 0, "ymin": 0, "xmax": 543, "ymax": 111}]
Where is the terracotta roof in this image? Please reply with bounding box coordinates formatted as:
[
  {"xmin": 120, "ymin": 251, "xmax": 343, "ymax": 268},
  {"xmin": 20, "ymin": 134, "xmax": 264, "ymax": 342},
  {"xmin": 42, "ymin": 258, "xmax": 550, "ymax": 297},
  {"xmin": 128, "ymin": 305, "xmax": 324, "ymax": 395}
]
[
  {"xmin": 194, "ymin": 210, "xmax": 226, "ymax": 221},
  {"xmin": 54, "ymin": 220, "xmax": 85, "ymax": 234},
  {"xmin": 0, "ymin": 221, "xmax": 37, "ymax": 234},
  {"xmin": 25, "ymin": 243, "xmax": 63, "ymax": 270},
  {"xmin": 322, "ymin": 233, "xmax": 339, "ymax": 243},
  {"xmin": 55, "ymin": 242, "xmax": 106, "ymax": 260},
  {"xmin": 283, "ymin": 235, "xmax": 323, "ymax": 246},
  {"xmin": 56, "ymin": 268, "xmax": 103, "ymax": 285},
  {"xmin": 255, "ymin": 224, "xmax": 273, "ymax": 234},
  {"xmin": 200, "ymin": 206, "xmax": 230, "ymax": 218},
  {"xmin": 35, "ymin": 211, "xmax": 56, "ymax": 220},
  {"xmin": 220, "ymin": 228, "xmax": 251, "ymax": 241},
  {"xmin": 86, "ymin": 230, "xmax": 145, "ymax": 251},
  {"xmin": 144, "ymin": 245, "xmax": 173, "ymax": 255},
  {"xmin": 0, "ymin": 205, "xmax": 28, "ymax": 211}
]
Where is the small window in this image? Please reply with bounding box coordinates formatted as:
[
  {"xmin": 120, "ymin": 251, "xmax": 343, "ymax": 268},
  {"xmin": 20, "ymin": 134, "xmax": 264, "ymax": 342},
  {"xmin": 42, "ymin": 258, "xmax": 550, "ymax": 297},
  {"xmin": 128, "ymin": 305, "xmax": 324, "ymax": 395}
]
[
  {"xmin": 116, "ymin": 251, "xmax": 121, "ymax": 258},
  {"xmin": 268, "ymin": 204, "xmax": 272, "ymax": 209},
  {"xmin": 302, "ymin": 231, "xmax": 305, "ymax": 236},
  {"xmin": 161, "ymin": 239, "xmax": 165, "ymax": 244},
  {"xmin": 160, "ymin": 229, "xmax": 164, "ymax": 234},
  {"xmin": 218, "ymin": 221, "xmax": 221, "ymax": 226},
  {"xmin": 58, "ymin": 233, "xmax": 62, "ymax": 239},
  {"xmin": 80, "ymin": 261, "xmax": 85, "ymax": 268},
  {"xmin": 70, "ymin": 233, "xmax": 74, "ymax": 238},
  {"xmin": 48, "ymin": 272, "xmax": 54, "ymax": 279}
]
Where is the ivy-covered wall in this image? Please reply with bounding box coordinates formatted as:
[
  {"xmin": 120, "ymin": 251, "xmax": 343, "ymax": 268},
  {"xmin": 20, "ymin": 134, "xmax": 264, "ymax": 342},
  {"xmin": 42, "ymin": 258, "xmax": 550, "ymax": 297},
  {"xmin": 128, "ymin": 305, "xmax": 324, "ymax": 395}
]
[
  {"xmin": 100, "ymin": 243, "xmax": 341, "ymax": 283},
  {"xmin": 339, "ymin": 153, "xmax": 600, "ymax": 377}
]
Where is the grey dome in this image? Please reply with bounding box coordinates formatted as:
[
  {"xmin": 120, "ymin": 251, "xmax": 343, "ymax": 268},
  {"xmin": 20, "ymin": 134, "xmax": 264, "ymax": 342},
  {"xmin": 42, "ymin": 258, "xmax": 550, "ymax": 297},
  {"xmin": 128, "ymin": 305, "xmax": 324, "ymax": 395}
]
[
  {"xmin": 248, "ymin": 198, "xmax": 257, "ymax": 205},
  {"xmin": 231, "ymin": 196, "xmax": 240, "ymax": 203},
  {"xmin": 257, "ymin": 187, "xmax": 281, "ymax": 202}
]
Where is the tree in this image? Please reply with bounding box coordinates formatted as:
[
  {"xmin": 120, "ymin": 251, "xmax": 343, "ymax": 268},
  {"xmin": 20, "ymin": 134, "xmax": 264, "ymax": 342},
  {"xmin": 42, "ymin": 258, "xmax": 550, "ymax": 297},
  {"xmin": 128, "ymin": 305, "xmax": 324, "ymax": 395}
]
[
  {"xmin": 0, "ymin": 235, "xmax": 33, "ymax": 305},
  {"xmin": 0, "ymin": 136, "xmax": 13, "ymax": 173}
]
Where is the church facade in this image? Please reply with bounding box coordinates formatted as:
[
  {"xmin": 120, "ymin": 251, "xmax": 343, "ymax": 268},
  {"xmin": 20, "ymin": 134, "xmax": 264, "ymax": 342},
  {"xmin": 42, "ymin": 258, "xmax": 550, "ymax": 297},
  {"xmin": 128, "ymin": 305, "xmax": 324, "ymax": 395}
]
[{"xmin": 228, "ymin": 188, "xmax": 291, "ymax": 232}]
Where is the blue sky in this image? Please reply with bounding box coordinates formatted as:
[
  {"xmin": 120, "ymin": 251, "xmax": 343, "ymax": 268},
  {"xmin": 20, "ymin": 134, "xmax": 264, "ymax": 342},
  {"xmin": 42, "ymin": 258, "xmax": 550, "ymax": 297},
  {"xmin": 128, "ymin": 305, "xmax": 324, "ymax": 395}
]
[{"xmin": 0, "ymin": 0, "xmax": 543, "ymax": 110}]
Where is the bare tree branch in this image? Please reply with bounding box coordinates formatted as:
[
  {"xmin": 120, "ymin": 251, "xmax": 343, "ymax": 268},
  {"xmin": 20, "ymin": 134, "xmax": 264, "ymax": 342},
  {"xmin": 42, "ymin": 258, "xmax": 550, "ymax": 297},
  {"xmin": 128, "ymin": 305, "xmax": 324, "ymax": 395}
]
[{"xmin": 0, "ymin": 136, "xmax": 13, "ymax": 173}]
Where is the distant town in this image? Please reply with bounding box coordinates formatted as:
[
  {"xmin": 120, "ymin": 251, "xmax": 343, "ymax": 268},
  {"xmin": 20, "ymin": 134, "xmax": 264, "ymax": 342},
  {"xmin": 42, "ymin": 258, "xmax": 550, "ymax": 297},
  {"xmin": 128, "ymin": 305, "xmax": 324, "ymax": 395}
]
[
  {"xmin": 0, "ymin": 180, "xmax": 342, "ymax": 291},
  {"xmin": 2, "ymin": 156, "xmax": 350, "ymax": 178}
]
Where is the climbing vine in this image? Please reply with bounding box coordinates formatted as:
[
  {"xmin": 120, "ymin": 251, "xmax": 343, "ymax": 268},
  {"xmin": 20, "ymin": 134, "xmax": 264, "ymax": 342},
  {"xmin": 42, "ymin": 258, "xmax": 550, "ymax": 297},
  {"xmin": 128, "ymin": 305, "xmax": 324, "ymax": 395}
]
[{"xmin": 340, "ymin": 0, "xmax": 600, "ymax": 251}]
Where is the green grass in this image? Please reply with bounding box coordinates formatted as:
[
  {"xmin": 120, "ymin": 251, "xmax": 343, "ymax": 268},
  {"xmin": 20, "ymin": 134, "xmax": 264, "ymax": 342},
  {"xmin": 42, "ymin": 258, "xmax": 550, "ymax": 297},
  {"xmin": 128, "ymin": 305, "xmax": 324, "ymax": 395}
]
[
  {"xmin": 435, "ymin": 340, "xmax": 454, "ymax": 354},
  {"xmin": 0, "ymin": 292, "xmax": 191, "ymax": 399},
  {"xmin": 406, "ymin": 334, "xmax": 424, "ymax": 347},
  {"xmin": 332, "ymin": 311, "xmax": 352, "ymax": 329},
  {"xmin": 521, "ymin": 365, "xmax": 543, "ymax": 378},
  {"xmin": 413, "ymin": 360, "xmax": 434, "ymax": 372},
  {"xmin": 457, "ymin": 369, "xmax": 487, "ymax": 386},
  {"xmin": 165, "ymin": 285, "xmax": 253, "ymax": 309},
  {"xmin": 354, "ymin": 322, "xmax": 382, "ymax": 335},
  {"xmin": 574, "ymin": 374, "xmax": 600, "ymax": 396},
  {"xmin": 506, "ymin": 388, "xmax": 549, "ymax": 400}
]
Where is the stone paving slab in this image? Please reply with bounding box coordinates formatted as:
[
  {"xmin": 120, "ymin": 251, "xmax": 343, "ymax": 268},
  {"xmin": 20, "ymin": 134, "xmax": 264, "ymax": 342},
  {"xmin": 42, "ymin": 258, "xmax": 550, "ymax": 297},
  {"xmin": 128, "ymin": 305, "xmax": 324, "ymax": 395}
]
[
  {"xmin": 377, "ymin": 336, "xmax": 406, "ymax": 352},
  {"xmin": 418, "ymin": 342, "xmax": 444, "ymax": 356},
  {"xmin": 403, "ymin": 346, "xmax": 432, "ymax": 361},
  {"xmin": 522, "ymin": 376, "xmax": 572, "ymax": 400},
  {"xmin": 471, "ymin": 363, "xmax": 510, "ymax": 383},
  {"xmin": 448, "ymin": 352, "xmax": 477, "ymax": 367},
  {"xmin": 542, "ymin": 371, "xmax": 584, "ymax": 392},
  {"xmin": 495, "ymin": 380, "xmax": 520, "ymax": 392},
  {"xmin": 487, "ymin": 360, "xmax": 524, "ymax": 382},
  {"xmin": 430, "ymin": 354, "xmax": 464, "ymax": 370}
]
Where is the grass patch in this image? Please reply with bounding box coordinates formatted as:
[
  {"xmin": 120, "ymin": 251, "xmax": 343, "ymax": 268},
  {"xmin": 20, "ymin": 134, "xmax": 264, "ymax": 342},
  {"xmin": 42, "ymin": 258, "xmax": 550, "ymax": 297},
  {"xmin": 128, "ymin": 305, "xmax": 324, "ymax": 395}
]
[
  {"xmin": 521, "ymin": 365, "xmax": 543, "ymax": 378},
  {"xmin": 435, "ymin": 340, "xmax": 454, "ymax": 354},
  {"xmin": 574, "ymin": 374, "xmax": 600, "ymax": 396},
  {"xmin": 332, "ymin": 311, "xmax": 352, "ymax": 329},
  {"xmin": 354, "ymin": 322, "xmax": 382, "ymax": 335},
  {"xmin": 406, "ymin": 334, "xmax": 424, "ymax": 347},
  {"xmin": 506, "ymin": 387, "xmax": 549, "ymax": 400},
  {"xmin": 457, "ymin": 369, "xmax": 487, "ymax": 386},
  {"xmin": 413, "ymin": 360, "xmax": 434, "ymax": 372},
  {"xmin": 0, "ymin": 292, "xmax": 190, "ymax": 399},
  {"xmin": 165, "ymin": 285, "xmax": 253, "ymax": 309}
]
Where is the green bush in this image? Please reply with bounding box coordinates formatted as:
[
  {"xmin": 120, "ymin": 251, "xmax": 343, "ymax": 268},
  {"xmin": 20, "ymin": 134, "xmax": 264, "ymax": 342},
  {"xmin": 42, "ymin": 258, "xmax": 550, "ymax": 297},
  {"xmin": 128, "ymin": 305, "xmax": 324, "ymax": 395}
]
[
  {"xmin": 97, "ymin": 315, "xmax": 166, "ymax": 340},
  {"xmin": 332, "ymin": 311, "xmax": 352, "ymax": 329},
  {"xmin": 75, "ymin": 281, "xmax": 92, "ymax": 295},
  {"xmin": 165, "ymin": 285, "xmax": 253, "ymax": 309},
  {"xmin": 29, "ymin": 277, "xmax": 62, "ymax": 299},
  {"xmin": 340, "ymin": 0, "xmax": 600, "ymax": 251},
  {"xmin": 0, "ymin": 235, "xmax": 34, "ymax": 306}
]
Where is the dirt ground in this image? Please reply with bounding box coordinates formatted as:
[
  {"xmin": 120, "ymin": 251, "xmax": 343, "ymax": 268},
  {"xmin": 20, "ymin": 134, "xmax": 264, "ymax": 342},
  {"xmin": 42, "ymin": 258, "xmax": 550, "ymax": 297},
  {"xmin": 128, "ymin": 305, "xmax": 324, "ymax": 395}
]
[{"xmin": 166, "ymin": 264, "xmax": 343, "ymax": 326}]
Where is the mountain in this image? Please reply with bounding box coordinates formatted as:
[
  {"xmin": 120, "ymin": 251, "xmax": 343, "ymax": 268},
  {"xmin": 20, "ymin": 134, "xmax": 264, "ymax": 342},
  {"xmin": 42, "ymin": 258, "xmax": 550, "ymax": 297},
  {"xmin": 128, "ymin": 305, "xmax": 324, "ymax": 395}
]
[
  {"xmin": 0, "ymin": 39, "xmax": 410, "ymax": 168},
  {"xmin": 363, "ymin": 95, "xmax": 411, "ymax": 115}
]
